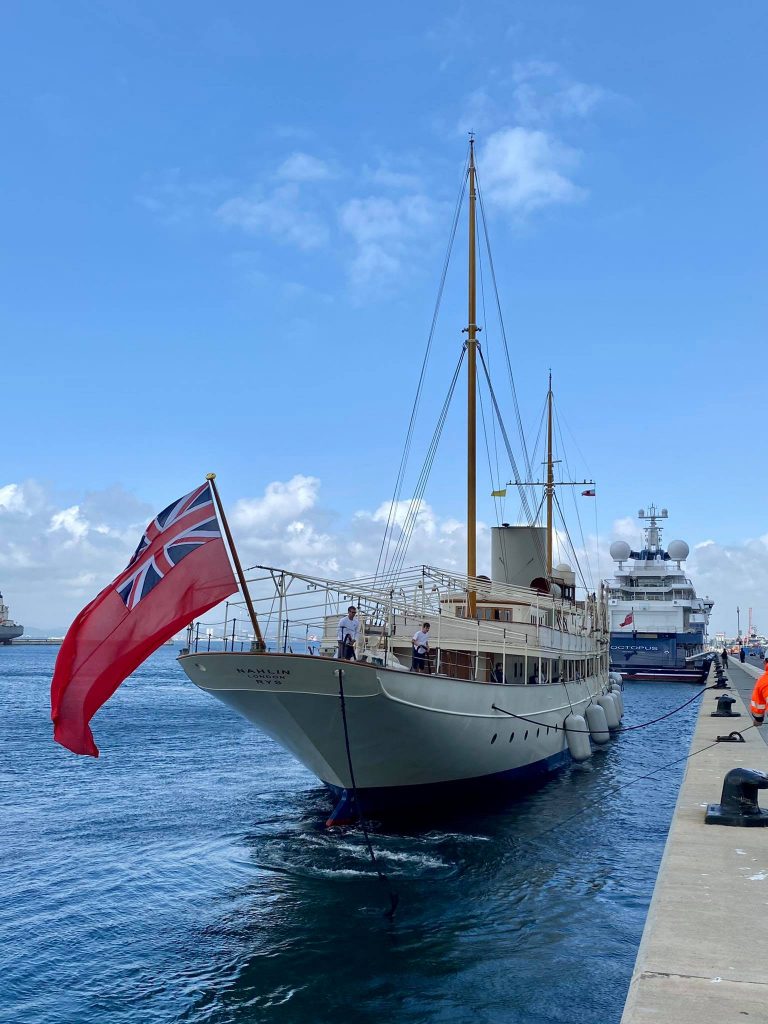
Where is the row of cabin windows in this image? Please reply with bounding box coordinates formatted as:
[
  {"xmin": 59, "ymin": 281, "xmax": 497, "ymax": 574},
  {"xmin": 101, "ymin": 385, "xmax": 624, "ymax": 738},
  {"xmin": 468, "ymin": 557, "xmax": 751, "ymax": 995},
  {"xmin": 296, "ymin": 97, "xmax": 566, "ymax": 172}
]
[
  {"xmin": 493, "ymin": 657, "xmax": 599, "ymax": 682},
  {"xmin": 453, "ymin": 606, "xmax": 571, "ymax": 628}
]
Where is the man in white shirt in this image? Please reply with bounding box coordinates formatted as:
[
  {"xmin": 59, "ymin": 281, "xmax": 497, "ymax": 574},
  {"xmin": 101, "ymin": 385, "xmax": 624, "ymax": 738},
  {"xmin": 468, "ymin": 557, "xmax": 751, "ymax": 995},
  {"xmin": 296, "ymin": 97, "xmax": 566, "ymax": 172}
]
[
  {"xmin": 411, "ymin": 622, "xmax": 431, "ymax": 673},
  {"xmin": 337, "ymin": 606, "xmax": 360, "ymax": 660}
]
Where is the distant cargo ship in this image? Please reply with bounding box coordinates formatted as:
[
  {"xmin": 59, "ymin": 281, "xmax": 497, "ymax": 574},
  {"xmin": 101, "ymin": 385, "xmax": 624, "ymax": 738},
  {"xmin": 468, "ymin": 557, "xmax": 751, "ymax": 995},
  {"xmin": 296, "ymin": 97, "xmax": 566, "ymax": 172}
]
[
  {"xmin": 0, "ymin": 591, "xmax": 23, "ymax": 644},
  {"xmin": 607, "ymin": 506, "xmax": 712, "ymax": 682}
]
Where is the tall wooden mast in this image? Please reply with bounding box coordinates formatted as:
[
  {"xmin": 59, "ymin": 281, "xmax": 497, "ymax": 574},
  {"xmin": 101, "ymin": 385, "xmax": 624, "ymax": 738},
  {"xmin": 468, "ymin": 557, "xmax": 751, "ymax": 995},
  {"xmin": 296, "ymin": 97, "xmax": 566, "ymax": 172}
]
[
  {"xmin": 546, "ymin": 371, "xmax": 554, "ymax": 576},
  {"xmin": 466, "ymin": 137, "xmax": 478, "ymax": 616}
]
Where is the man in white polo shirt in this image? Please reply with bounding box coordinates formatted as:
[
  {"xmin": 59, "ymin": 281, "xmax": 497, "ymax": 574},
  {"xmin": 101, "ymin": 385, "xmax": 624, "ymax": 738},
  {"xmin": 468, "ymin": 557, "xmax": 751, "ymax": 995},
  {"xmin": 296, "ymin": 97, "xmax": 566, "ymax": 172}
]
[
  {"xmin": 411, "ymin": 622, "xmax": 431, "ymax": 673},
  {"xmin": 337, "ymin": 606, "xmax": 360, "ymax": 660}
]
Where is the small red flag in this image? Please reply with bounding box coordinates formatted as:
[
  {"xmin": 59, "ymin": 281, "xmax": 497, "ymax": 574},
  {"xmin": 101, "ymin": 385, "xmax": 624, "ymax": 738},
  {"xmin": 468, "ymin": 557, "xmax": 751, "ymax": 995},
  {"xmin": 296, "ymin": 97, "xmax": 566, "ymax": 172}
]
[
  {"xmin": 50, "ymin": 482, "xmax": 238, "ymax": 756},
  {"xmin": 619, "ymin": 612, "xmax": 634, "ymax": 628},
  {"xmin": 581, "ymin": 489, "xmax": 596, "ymax": 497}
]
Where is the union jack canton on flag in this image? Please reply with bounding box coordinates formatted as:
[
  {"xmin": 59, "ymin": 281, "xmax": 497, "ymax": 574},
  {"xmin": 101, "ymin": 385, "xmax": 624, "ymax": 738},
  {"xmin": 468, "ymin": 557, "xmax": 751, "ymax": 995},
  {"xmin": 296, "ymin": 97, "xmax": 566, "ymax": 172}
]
[{"xmin": 117, "ymin": 484, "xmax": 223, "ymax": 610}]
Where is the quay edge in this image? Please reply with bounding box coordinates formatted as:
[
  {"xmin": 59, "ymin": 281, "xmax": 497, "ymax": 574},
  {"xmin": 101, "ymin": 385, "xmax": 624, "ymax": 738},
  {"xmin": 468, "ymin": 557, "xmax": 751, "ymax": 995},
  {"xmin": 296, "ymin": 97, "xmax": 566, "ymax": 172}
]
[{"xmin": 621, "ymin": 667, "xmax": 768, "ymax": 1022}]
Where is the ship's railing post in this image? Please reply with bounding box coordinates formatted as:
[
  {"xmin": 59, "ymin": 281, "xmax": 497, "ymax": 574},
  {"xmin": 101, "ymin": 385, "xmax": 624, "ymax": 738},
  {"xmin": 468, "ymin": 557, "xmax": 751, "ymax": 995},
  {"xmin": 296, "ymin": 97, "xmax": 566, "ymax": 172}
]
[
  {"xmin": 433, "ymin": 585, "xmax": 442, "ymax": 675},
  {"xmin": 276, "ymin": 572, "xmax": 286, "ymax": 653},
  {"xmin": 223, "ymin": 601, "xmax": 228, "ymax": 652},
  {"xmin": 475, "ymin": 617, "xmax": 480, "ymax": 681},
  {"xmin": 502, "ymin": 628, "xmax": 507, "ymax": 685},
  {"xmin": 524, "ymin": 636, "xmax": 528, "ymax": 684}
]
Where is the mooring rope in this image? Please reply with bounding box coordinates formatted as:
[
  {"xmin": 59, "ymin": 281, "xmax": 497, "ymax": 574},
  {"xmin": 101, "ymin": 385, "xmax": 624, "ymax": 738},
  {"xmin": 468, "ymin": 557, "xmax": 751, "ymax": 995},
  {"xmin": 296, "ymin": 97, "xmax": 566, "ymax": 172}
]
[
  {"xmin": 492, "ymin": 683, "xmax": 719, "ymax": 735},
  {"xmin": 510, "ymin": 722, "xmax": 758, "ymax": 850},
  {"xmin": 336, "ymin": 668, "xmax": 399, "ymax": 919}
]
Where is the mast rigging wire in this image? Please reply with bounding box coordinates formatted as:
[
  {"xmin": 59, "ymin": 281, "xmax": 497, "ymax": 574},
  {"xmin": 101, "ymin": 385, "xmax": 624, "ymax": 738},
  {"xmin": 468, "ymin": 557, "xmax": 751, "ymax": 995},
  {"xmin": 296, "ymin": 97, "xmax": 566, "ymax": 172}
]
[
  {"xmin": 383, "ymin": 348, "xmax": 467, "ymax": 580},
  {"xmin": 374, "ymin": 154, "xmax": 470, "ymax": 586},
  {"xmin": 477, "ymin": 348, "xmax": 549, "ymax": 573},
  {"xmin": 475, "ymin": 170, "xmax": 537, "ymax": 512}
]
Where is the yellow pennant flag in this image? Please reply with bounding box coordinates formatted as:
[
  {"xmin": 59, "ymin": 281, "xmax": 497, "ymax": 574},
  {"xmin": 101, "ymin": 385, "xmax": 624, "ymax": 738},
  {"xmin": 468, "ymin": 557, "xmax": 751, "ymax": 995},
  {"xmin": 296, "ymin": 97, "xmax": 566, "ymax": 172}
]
[{"xmin": 491, "ymin": 488, "xmax": 507, "ymax": 498}]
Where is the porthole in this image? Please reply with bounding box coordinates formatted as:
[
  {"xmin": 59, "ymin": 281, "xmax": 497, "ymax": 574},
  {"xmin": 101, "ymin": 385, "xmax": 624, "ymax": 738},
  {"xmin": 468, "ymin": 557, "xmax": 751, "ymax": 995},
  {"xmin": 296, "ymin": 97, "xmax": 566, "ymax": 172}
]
[
  {"xmin": 537, "ymin": 728, "xmax": 540, "ymax": 737},
  {"xmin": 491, "ymin": 733, "xmax": 497, "ymax": 744},
  {"xmin": 524, "ymin": 730, "xmax": 528, "ymax": 740},
  {"xmin": 509, "ymin": 732, "xmax": 515, "ymax": 742}
]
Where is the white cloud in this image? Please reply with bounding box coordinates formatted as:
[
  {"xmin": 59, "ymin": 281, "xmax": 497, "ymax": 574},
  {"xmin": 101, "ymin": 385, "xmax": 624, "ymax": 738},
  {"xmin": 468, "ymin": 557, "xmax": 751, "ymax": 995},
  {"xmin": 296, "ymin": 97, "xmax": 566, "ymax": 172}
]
[
  {"xmin": 276, "ymin": 152, "xmax": 336, "ymax": 182},
  {"xmin": 217, "ymin": 183, "xmax": 329, "ymax": 250},
  {"xmin": 510, "ymin": 61, "xmax": 604, "ymax": 125},
  {"xmin": 0, "ymin": 483, "xmax": 27, "ymax": 513},
  {"xmin": 479, "ymin": 127, "xmax": 584, "ymax": 214},
  {"xmin": 339, "ymin": 193, "xmax": 439, "ymax": 286},
  {"xmin": 0, "ymin": 481, "xmax": 153, "ymax": 629},
  {"xmin": 232, "ymin": 475, "xmax": 321, "ymax": 531},
  {"xmin": 48, "ymin": 505, "xmax": 89, "ymax": 541}
]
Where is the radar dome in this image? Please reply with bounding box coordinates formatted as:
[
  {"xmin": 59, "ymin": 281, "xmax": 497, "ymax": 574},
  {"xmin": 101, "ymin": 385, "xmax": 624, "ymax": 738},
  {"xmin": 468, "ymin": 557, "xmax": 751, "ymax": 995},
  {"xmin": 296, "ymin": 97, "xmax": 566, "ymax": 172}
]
[
  {"xmin": 555, "ymin": 563, "xmax": 571, "ymax": 574},
  {"xmin": 610, "ymin": 541, "xmax": 631, "ymax": 561},
  {"xmin": 668, "ymin": 540, "xmax": 689, "ymax": 561}
]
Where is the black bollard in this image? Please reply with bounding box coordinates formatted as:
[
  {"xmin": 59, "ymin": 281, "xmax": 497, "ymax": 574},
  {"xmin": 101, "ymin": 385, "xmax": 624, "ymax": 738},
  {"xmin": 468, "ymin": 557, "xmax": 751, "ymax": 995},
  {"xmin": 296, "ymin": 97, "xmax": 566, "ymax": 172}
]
[
  {"xmin": 711, "ymin": 693, "xmax": 740, "ymax": 717},
  {"xmin": 705, "ymin": 768, "xmax": 768, "ymax": 826}
]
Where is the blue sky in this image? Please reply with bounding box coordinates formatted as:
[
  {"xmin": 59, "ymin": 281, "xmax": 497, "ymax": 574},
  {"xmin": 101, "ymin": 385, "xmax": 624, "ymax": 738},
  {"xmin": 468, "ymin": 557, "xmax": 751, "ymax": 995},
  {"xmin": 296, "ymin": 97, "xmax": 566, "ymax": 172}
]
[{"xmin": 1, "ymin": 1, "xmax": 766, "ymax": 634}]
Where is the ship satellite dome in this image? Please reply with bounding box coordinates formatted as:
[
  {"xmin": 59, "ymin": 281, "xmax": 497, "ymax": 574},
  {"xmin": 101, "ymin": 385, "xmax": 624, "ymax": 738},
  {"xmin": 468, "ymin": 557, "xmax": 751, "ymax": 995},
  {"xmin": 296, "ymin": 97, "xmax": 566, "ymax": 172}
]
[
  {"xmin": 555, "ymin": 563, "xmax": 571, "ymax": 574},
  {"xmin": 610, "ymin": 541, "xmax": 631, "ymax": 561},
  {"xmin": 668, "ymin": 539, "xmax": 689, "ymax": 561}
]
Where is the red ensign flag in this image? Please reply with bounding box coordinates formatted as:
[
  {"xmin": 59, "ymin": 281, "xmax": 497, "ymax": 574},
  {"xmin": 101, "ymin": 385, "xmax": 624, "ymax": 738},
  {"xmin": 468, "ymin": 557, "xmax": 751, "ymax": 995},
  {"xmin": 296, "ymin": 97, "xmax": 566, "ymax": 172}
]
[
  {"xmin": 50, "ymin": 482, "xmax": 238, "ymax": 756},
  {"xmin": 619, "ymin": 613, "xmax": 634, "ymax": 628}
]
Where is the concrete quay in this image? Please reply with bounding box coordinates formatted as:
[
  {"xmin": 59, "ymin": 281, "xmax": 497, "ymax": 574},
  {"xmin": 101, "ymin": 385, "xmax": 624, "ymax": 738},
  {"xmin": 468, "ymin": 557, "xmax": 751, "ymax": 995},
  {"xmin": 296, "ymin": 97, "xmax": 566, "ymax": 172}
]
[{"xmin": 621, "ymin": 668, "xmax": 768, "ymax": 1023}]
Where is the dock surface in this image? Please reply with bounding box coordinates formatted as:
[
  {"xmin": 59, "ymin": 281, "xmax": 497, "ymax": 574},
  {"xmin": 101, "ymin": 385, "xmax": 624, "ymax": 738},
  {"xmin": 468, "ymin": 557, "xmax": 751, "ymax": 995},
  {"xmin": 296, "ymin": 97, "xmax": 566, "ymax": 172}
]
[{"xmin": 621, "ymin": 668, "xmax": 768, "ymax": 1022}]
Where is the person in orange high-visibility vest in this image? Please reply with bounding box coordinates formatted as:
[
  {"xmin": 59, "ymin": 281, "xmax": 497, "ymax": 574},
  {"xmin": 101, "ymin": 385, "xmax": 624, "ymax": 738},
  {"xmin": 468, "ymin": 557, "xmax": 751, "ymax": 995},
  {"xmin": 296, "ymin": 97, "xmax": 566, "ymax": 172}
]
[{"xmin": 749, "ymin": 656, "xmax": 768, "ymax": 723}]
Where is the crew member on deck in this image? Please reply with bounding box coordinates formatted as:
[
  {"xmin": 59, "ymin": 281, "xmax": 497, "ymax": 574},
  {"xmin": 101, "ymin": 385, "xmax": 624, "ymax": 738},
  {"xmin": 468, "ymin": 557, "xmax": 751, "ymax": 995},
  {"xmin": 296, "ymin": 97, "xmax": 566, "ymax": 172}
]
[
  {"xmin": 337, "ymin": 606, "xmax": 359, "ymax": 660},
  {"xmin": 491, "ymin": 662, "xmax": 508, "ymax": 684},
  {"xmin": 411, "ymin": 623, "xmax": 431, "ymax": 673},
  {"xmin": 749, "ymin": 655, "xmax": 768, "ymax": 724}
]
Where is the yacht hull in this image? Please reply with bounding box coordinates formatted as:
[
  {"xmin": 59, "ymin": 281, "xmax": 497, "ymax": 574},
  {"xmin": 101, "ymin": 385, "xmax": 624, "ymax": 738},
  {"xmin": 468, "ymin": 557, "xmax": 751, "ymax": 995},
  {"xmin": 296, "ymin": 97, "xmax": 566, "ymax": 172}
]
[{"xmin": 178, "ymin": 652, "xmax": 608, "ymax": 800}]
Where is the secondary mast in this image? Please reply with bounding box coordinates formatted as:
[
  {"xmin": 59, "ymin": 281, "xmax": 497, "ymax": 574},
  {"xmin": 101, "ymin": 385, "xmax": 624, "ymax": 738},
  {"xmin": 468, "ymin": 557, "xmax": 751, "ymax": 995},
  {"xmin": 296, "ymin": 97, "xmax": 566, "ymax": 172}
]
[
  {"xmin": 546, "ymin": 371, "xmax": 554, "ymax": 576},
  {"xmin": 466, "ymin": 137, "xmax": 478, "ymax": 616}
]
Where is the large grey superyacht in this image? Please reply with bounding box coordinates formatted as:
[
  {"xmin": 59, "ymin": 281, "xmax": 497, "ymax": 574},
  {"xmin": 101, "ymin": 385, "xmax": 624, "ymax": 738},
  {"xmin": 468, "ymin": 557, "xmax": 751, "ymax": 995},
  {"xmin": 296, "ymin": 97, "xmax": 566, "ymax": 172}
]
[{"xmin": 607, "ymin": 505, "xmax": 712, "ymax": 682}]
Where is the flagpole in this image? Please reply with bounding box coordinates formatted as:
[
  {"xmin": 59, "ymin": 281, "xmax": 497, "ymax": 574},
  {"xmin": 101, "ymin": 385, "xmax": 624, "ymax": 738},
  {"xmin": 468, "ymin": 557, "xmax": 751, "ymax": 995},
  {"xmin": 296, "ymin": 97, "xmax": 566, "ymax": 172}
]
[{"xmin": 206, "ymin": 473, "xmax": 265, "ymax": 650}]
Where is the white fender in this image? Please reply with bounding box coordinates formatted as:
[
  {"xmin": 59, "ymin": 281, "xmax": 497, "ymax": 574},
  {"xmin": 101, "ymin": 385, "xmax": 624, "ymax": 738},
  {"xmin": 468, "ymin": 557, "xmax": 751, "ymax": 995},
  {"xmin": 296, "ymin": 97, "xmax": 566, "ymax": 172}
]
[
  {"xmin": 597, "ymin": 693, "xmax": 621, "ymax": 731},
  {"xmin": 609, "ymin": 687, "xmax": 624, "ymax": 718},
  {"xmin": 585, "ymin": 703, "xmax": 610, "ymax": 744},
  {"xmin": 564, "ymin": 714, "xmax": 592, "ymax": 762}
]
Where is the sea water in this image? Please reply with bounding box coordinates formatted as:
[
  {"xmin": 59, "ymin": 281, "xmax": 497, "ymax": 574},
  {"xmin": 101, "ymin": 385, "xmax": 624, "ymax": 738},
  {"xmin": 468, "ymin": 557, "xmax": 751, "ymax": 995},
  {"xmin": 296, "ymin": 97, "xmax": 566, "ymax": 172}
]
[{"xmin": 1, "ymin": 646, "xmax": 698, "ymax": 1024}]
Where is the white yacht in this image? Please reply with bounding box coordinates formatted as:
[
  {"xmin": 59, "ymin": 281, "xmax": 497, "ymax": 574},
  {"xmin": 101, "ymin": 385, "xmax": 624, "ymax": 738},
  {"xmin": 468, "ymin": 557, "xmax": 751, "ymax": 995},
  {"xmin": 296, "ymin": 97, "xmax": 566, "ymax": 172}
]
[
  {"xmin": 607, "ymin": 506, "xmax": 713, "ymax": 682},
  {"xmin": 178, "ymin": 140, "xmax": 621, "ymax": 823}
]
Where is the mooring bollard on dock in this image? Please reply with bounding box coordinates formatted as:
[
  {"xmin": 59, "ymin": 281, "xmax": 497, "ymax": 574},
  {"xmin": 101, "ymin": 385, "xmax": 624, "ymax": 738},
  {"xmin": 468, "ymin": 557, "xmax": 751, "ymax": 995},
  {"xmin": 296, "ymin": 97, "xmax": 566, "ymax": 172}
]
[
  {"xmin": 711, "ymin": 653, "xmax": 730, "ymax": 689},
  {"xmin": 705, "ymin": 767, "xmax": 768, "ymax": 826},
  {"xmin": 710, "ymin": 693, "xmax": 740, "ymax": 717}
]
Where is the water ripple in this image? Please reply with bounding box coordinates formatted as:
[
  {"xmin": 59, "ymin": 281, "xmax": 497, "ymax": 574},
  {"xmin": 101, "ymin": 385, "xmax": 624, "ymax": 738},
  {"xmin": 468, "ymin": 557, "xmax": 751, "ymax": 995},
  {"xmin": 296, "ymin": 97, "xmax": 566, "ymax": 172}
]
[{"xmin": 1, "ymin": 646, "xmax": 698, "ymax": 1024}]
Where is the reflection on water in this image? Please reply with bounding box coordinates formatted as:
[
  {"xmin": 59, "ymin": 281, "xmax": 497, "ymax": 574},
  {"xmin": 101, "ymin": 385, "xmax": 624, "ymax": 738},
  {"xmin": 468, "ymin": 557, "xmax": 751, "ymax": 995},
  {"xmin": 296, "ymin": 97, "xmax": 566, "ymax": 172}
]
[{"xmin": 2, "ymin": 647, "xmax": 697, "ymax": 1024}]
